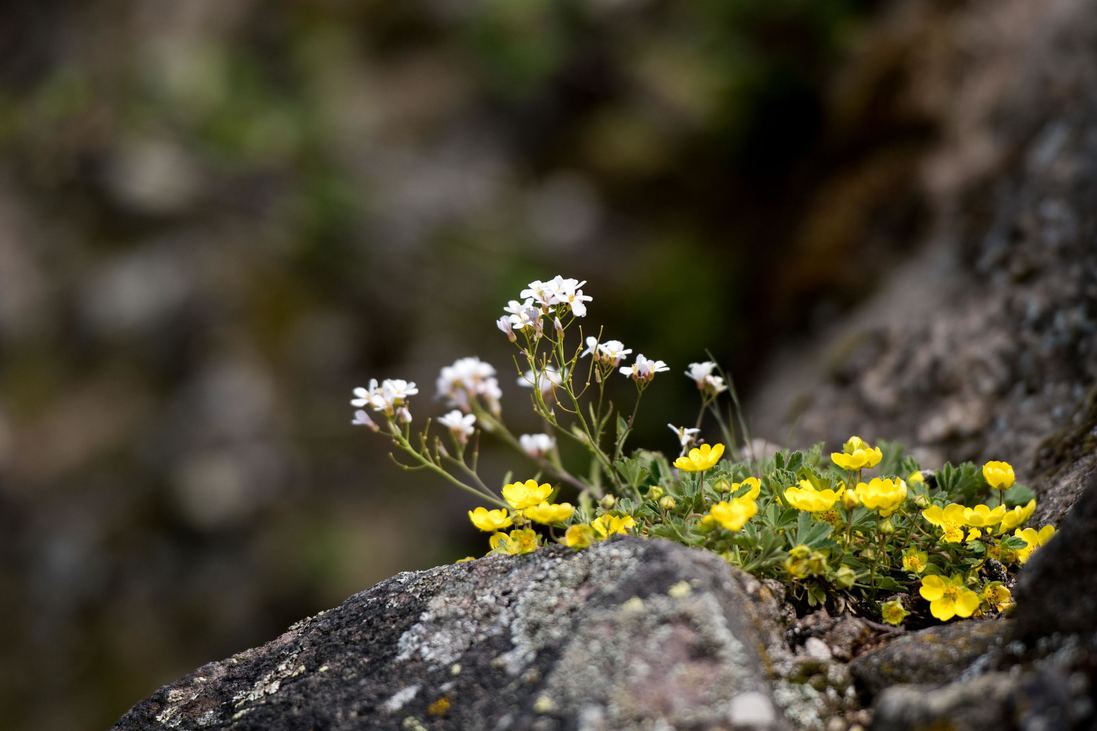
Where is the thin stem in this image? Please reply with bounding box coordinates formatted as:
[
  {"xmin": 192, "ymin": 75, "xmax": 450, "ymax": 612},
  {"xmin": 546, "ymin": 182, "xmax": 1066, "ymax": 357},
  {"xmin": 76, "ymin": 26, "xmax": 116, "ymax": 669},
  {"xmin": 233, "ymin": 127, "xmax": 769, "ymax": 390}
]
[
  {"xmin": 614, "ymin": 388, "xmax": 645, "ymax": 462},
  {"xmin": 390, "ymin": 430, "xmax": 507, "ymax": 508},
  {"xmin": 475, "ymin": 408, "xmax": 592, "ymax": 495}
]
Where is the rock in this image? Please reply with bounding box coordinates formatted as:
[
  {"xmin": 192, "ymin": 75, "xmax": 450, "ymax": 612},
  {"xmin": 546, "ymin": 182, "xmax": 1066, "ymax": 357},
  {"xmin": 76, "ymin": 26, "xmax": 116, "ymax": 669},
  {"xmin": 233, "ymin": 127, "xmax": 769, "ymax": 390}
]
[
  {"xmin": 850, "ymin": 620, "xmax": 1009, "ymax": 698},
  {"xmin": 1013, "ymin": 474, "xmax": 1097, "ymax": 641},
  {"xmin": 114, "ymin": 537, "xmax": 796, "ymax": 730},
  {"xmin": 870, "ymin": 657, "xmax": 1095, "ymax": 731},
  {"xmin": 870, "ymin": 672, "xmax": 1017, "ymax": 730}
]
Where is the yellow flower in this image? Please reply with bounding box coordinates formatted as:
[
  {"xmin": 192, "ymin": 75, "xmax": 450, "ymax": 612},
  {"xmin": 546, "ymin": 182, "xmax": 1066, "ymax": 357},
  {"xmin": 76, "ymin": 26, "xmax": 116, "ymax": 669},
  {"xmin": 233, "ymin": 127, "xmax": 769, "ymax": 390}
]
[
  {"xmin": 963, "ymin": 503, "xmax": 1007, "ymax": 528},
  {"xmin": 673, "ymin": 443, "xmax": 725, "ymax": 472},
  {"xmin": 468, "ymin": 507, "xmax": 513, "ymax": 532},
  {"xmin": 591, "ymin": 513, "xmax": 636, "ymax": 539},
  {"xmin": 785, "ymin": 544, "xmax": 827, "ymax": 579},
  {"xmin": 919, "ymin": 574, "xmax": 980, "ymax": 621},
  {"xmin": 502, "ymin": 479, "xmax": 553, "ymax": 510},
  {"xmin": 854, "ymin": 477, "xmax": 907, "ymax": 516},
  {"xmin": 563, "ymin": 524, "xmax": 594, "ymax": 549},
  {"xmin": 709, "ymin": 498, "xmax": 758, "ymax": 532},
  {"xmin": 908, "ymin": 470, "xmax": 925, "ymax": 485},
  {"xmin": 922, "ymin": 503, "xmax": 967, "ymax": 544},
  {"xmin": 998, "ymin": 499, "xmax": 1036, "ymax": 533},
  {"xmin": 831, "ymin": 436, "xmax": 883, "ymax": 471},
  {"xmin": 523, "ymin": 502, "xmax": 574, "ymax": 525},
  {"xmin": 901, "ymin": 550, "xmax": 928, "ymax": 574},
  {"xmin": 982, "ymin": 460, "xmax": 1015, "ymax": 489},
  {"xmin": 1015, "ymin": 525, "xmax": 1056, "ymax": 564},
  {"xmin": 733, "ymin": 477, "xmax": 762, "ymax": 501},
  {"xmin": 489, "ymin": 528, "xmax": 540, "ymax": 555},
  {"xmin": 784, "ymin": 480, "xmax": 843, "ymax": 512},
  {"xmin": 982, "ymin": 583, "xmax": 1014, "ymax": 613},
  {"xmin": 840, "ymin": 483, "xmax": 859, "ymax": 509},
  {"xmin": 881, "ymin": 599, "xmax": 909, "ymax": 626}
]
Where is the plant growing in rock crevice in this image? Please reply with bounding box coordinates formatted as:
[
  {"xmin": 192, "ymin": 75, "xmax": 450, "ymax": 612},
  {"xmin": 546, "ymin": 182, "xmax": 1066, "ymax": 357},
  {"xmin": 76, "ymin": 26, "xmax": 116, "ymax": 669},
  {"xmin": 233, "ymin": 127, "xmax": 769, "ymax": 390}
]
[{"xmin": 352, "ymin": 276, "xmax": 1054, "ymax": 626}]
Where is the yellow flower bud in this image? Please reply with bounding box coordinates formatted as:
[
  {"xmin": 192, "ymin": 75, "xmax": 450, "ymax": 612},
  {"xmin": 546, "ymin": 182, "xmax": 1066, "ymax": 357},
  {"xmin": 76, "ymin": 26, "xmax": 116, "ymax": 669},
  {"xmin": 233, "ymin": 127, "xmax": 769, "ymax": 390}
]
[
  {"xmin": 982, "ymin": 460, "xmax": 1015, "ymax": 489},
  {"xmin": 834, "ymin": 565, "xmax": 857, "ymax": 589},
  {"xmin": 600, "ymin": 494, "xmax": 617, "ymax": 510},
  {"xmin": 648, "ymin": 486, "xmax": 665, "ymax": 501},
  {"xmin": 658, "ymin": 495, "xmax": 677, "ymax": 511}
]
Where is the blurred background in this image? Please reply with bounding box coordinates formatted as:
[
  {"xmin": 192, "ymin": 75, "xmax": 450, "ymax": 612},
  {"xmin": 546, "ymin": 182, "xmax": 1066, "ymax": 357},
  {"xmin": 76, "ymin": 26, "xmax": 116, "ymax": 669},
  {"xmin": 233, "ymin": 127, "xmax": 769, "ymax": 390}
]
[{"xmin": 0, "ymin": 0, "xmax": 956, "ymax": 727}]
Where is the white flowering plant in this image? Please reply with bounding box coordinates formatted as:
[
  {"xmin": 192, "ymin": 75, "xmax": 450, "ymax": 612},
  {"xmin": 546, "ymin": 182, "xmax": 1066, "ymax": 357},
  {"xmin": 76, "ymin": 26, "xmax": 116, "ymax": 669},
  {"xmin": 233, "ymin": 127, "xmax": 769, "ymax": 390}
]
[{"xmin": 352, "ymin": 276, "xmax": 1054, "ymax": 626}]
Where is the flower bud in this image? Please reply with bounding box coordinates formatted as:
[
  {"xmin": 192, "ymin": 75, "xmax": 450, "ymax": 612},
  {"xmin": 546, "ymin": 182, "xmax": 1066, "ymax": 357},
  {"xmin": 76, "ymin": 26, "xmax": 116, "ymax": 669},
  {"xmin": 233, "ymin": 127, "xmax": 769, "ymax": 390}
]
[
  {"xmin": 648, "ymin": 486, "xmax": 665, "ymax": 501},
  {"xmin": 600, "ymin": 494, "xmax": 617, "ymax": 510},
  {"xmin": 913, "ymin": 494, "xmax": 930, "ymax": 509},
  {"xmin": 879, "ymin": 517, "xmax": 895, "ymax": 535},
  {"xmin": 834, "ymin": 565, "xmax": 857, "ymax": 589},
  {"xmin": 659, "ymin": 496, "xmax": 677, "ymax": 511}
]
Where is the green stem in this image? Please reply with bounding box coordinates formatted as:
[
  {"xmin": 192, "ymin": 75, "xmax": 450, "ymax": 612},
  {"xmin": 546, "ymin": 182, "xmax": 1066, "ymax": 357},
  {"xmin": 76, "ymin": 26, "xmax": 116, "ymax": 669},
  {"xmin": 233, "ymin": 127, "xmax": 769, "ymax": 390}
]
[{"xmin": 390, "ymin": 430, "xmax": 507, "ymax": 508}]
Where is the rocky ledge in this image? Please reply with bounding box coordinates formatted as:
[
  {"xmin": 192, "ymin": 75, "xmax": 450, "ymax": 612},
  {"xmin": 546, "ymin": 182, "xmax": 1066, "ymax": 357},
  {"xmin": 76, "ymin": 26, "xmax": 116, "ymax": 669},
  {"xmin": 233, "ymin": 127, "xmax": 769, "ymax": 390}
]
[{"xmin": 116, "ymin": 475, "xmax": 1097, "ymax": 731}]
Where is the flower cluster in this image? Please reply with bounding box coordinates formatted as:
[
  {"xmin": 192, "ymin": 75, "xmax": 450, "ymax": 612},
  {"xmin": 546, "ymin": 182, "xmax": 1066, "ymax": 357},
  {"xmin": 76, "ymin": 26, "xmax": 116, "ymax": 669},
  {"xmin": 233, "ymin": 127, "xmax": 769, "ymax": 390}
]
[
  {"xmin": 498, "ymin": 276, "xmax": 592, "ymax": 341},
  {"xmin": 352, "ymin": 277, "xmax": 1055, "ymax": 630},
  {"xmin": 436, "ymin": 356, "xmax": 502, "ymax": 415},
  {"xmin": 351, "ymin": 378, "xmax": 417, "ymax": 424}
]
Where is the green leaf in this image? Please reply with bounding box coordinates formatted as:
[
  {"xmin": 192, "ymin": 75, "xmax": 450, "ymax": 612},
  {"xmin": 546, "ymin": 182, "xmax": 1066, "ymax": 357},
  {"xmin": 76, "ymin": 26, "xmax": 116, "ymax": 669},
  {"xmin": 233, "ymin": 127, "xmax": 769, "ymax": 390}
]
[
  {"xmin": 1003, "ymin": 483, "xmax": 1036, "ymax": 506},
  {"xmin": 792, "ymin": 512, "xmax": 832, "ymax": 547},
  {"xmin": 615, "ymin": 456, "xmax": 650, "ymax": 488}
]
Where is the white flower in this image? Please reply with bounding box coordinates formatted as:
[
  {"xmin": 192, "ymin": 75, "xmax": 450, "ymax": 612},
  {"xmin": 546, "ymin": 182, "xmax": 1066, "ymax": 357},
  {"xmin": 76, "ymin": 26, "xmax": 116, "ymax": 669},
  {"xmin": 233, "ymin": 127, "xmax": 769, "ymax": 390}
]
[
  {"xmin": 620, "ymin": 355, "xmax": 669, "ymax": 384},
  {"xmin": 518, "ymin": 276, "xmax": 593, "ymax": 317},
  {"xmin": 686, "ymin": 361, "xmax": 716, "ymax": 385},
  {"xmin": 544, "ymin": 275, "xmax": 592, "ymax": 317},
  {"xmin": 351, "ymin": 379, "xmax": 384, "ymax": 410},
  {"xmin": 668, "ymin": 423, "xmax": 700, "ymax": 450},
  {"xmin": 383, "ymin": 379, "xmax": 417, "ymax": 401},
  {"xmin": 504, "ymin": 298, "xmax": 543, "ymax": 334},
  {"xmin": 581, "ymin": 337, "xmax": 633, "ymax": 367},
  {"xmin": 686, "ymin": 361, "xmax": 728, "ymax": 395},
  {"xmin": 438, "ymin": 410, "xmax": 476, "ymax": 443},
  {"xmin": 352, "ymin": 378, "xmax": 417, "ymax": 416},
  {"xmin": 520, "ymin": 433, "xmax": 556, "ymax": 458},
  {"xmin": 519, "ymin": 280, "xmax": 555, "ymax": 308},
  {"xmin": 352, "ymin": 409, "xmax": 380, "ymax": 432},
  {"xmin": 704, "ymin": 375, "xmax": 727, "ymax": 394},
  {"xmin": 436, "ymin": 357, "xmax": 502, "ymax": 415},
  {"xmin": 496, "ymin": 315, "xmax": 517, "ymax": 343},
  {"xmin": 518, "ymin": 365, "xmax": 564, "ymax": 397}
]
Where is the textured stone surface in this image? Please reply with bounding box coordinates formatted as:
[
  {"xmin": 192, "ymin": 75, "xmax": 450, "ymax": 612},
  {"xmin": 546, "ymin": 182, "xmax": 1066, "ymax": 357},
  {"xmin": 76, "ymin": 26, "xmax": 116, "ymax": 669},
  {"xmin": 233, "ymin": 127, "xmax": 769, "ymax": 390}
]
[
  {"xmin": 1013, "ymin": 475, "xmax": 1097, "ymax": 642},
  {"xmin": 114, "ymin": 538, "xmax": 794, "ymax": 730},
  {"xmin": 850, "ymin": 620, "xmax": 1008, "ymax": 697}
]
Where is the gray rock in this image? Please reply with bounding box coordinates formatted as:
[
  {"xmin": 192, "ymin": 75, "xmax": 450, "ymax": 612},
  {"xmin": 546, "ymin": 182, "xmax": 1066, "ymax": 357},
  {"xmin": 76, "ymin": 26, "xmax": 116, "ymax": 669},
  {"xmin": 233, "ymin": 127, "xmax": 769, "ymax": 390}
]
[
  {"xmin": 1013, "ymin": 473, "xmax": 1097, "ymax": 641},
  {"xmin": 870, "ymin": 658, "xmax": 1093, "ymax": 731},
  {"xmin": 850, "ymin": 620, "xmax": 1009, "ymax": 698},
  {"xmin": 114, "ymin": 537, "xmax": 793, "ymax": 730}
]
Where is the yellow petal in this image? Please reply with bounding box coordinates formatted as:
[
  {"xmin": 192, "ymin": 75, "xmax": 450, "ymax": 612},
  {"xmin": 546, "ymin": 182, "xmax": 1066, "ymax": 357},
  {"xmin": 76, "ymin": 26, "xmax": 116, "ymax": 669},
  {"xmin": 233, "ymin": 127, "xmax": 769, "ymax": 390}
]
[
  {"xmin": 919, "ymin": 576, "xmax": 945, "ymax": 601},
  {"xmin": 930, "ymin": 598, "xmax": 956, "ymax": 621},
  {"xmin": 954, "ymin": 590, "xmax": 980, "ymax": 618}
]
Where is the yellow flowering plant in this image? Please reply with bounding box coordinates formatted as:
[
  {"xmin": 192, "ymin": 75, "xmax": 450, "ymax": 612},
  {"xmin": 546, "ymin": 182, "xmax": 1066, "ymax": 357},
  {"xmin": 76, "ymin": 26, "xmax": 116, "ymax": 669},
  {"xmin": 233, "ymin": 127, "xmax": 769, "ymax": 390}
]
[{"xmin": 352, "ymin": 276, "xmax": 1054, "ymax": 626}]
